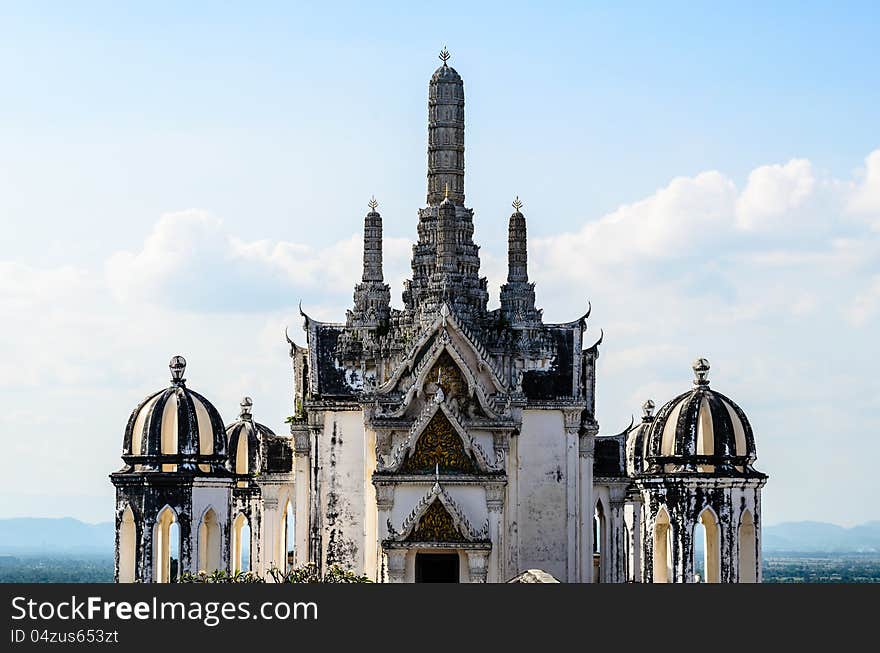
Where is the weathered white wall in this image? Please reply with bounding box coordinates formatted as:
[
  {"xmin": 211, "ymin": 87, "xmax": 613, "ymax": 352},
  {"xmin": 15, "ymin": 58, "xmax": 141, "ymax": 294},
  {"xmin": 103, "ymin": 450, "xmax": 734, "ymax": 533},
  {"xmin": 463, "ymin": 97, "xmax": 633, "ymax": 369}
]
[
  {"xmin": 515, "ymin": 410, "xmax": 568, "ymax": 580},
  {"xmin": 318, "ymin": 410, "xmax": 367, "ymax": 572}
]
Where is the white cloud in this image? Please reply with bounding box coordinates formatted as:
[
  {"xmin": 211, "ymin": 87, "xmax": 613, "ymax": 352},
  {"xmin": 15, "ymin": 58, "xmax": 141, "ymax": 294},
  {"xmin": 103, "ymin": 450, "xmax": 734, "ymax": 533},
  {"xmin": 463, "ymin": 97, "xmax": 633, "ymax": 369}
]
[
  {"xmin": 847, "ymin": 275, "xmax": 880, "ymax": 326},
  {"xmin": 531, "ymin": 171, "xmax": 738, "ymax": 282},
  {"xmin": 736, "ymin": 159, "xmax": 815, "ymax": 230},
  {"xmin": 847, "ymin": 149, "xmax": 880, "ymax": 226},
  {"xmin": 105, "ymin": 209, "xmax": 412, "ymax": 312}
]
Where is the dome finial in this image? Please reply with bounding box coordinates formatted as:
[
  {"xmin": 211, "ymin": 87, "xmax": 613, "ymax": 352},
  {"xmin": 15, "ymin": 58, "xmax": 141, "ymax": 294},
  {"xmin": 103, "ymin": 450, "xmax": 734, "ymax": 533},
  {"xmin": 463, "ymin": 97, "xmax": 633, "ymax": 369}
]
[
  {"xmin": 512, "ymin": 195, "xmax": 523, "ymax": 212},
  {"xmin": 642, "ymin": 399, "xmax": 655, "ymax": 420},
  {"xmin": 368, "ymin": 195, "xmax": 378, "ymax": 211},
  {"xmin": 444, "ymin": 182, "xmax": 450, "ymax": 200},
  {"xmin": 169, "ymin": 355, "xmax": 186, "ymax": 385},
  {"xmin": 439, "ymin": 46, "xmax": 450, "ymax": 65},
  {"xmin": 693, "ymin": 357, "xmax": 710, "ymax": 386},
  {"xmin": 240, "ymin": 396, "xmax": 253, "ymax": 420}
]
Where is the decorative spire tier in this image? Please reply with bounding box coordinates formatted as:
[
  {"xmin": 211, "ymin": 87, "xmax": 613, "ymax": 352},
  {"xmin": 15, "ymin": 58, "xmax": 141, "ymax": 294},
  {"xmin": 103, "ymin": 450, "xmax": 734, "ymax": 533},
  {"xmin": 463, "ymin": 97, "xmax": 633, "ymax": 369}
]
[
  {"xmin": 348, "ymin": 197, "xmax": 390, "ymax": 328},
  {"xmin": 500, "ymin": 197, "xmax": 540, "ymax": 324}
]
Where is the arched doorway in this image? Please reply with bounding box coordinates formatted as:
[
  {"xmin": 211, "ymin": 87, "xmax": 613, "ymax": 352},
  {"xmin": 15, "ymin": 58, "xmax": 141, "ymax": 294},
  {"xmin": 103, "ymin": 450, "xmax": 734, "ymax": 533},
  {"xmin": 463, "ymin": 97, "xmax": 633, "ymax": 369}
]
[
  {"xmin": 198, "ymin": 508, "xmax": 222, "ymax": 573},
  {"xmin": 154, "ymin": 506, "xmax": 179, "ymax": 583},
  {"xmin": 694, "ymin": 508, "xmax": 721, "ymax": 583},
  {"xmin": 118, "ymin": 505, "xmax": 137, "ymax": 583},
  {"xmin": 653, "ymin": 507, "xmax": 673, "ymax": 583},
  {"xmin": 739, "ymin": 510, "xmax": 757, "ymax": 583}
]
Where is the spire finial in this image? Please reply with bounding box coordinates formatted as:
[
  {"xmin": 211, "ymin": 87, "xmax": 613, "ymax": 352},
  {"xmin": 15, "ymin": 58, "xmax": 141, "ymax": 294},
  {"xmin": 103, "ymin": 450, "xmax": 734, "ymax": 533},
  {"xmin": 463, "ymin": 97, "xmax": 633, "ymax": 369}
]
[
  {"xmin": 693, "ymin": 357, "xmax": 710, "ymax": 386},
  {"xmin": 169, "ymin": 355, "xmax": 186, "ymax": 385},
  {"xmin": 368, "ymin": 195, "xmax": 378, "ymax": 211},
  {"xmin": 444, "ymin": 182, "xmax": 449, "ymax": 200},
  {"xmin": 240, "ymin": 396, "xmax": 253, "ymax": 420},
  {"xmin": 641, "ymin": 399, "xmax": 656, "ymax": 420},
  {"xmin": 439, "ymin": 46, "xmax": 450, "ymax": 65},
  {"xmin": 512, "ymin": 195, "xmax": 523, "ymax": 212}
]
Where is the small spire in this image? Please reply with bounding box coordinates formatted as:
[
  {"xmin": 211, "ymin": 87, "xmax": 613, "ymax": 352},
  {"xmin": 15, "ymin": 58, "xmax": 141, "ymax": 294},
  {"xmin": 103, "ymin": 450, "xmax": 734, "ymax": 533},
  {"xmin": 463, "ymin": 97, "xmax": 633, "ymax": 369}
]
[
  {"xmin": 435, "ymin": 462, "xmax": 440, "ymax": 481},
  {"xmin": 642, "ymin": 399, "xmax": 655, "ymax": 420},
  {"xmin": 368, "ymin": 195, "xmax": 378, "ymax": 211},
  {"xmin": 512, "ymin": 195, "xmax": 523, "ymax": 212},
  {"xmin": 439, "ymin": 46, "xmax": 450, "ymax": 65},
  {"xmin": 444, "ymin": 182, "xmax": 450, "ymax": 200},
  {"xmin": 693, "ymin": 358, "xmax": 710, "ymax": 386},
  {"xmin": 169, "ymin": 355, "xmax": 186, "ymax": 385},
  {"xmin": 240, "ymin": 396, "xmax": 253, "ymax": 420}
]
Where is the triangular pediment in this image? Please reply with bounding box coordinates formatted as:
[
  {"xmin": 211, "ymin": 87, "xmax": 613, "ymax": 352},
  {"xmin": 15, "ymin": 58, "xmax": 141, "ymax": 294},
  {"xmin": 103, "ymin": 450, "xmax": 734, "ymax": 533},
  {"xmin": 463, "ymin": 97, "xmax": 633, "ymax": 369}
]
[
  {"xmin": 400, "ymin": 410, "xmax": 478, "ymax": 474},
  {"xmin": 376, "ymin": 391, "xmax": 504, "ymax": 475},
  {"xmin": 406, "ymin": 499, "xmax": 468, "ymax": 543},
  {"xmin": 386, "ymin": 481, "xmax": 489, "ymax": 544}
]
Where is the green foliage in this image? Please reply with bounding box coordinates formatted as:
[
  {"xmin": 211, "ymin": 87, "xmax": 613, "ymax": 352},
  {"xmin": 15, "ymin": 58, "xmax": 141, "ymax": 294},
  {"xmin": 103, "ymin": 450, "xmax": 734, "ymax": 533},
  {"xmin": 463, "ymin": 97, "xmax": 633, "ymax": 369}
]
[
  {"xmin": 178, "ymin": 564, "xmax": 372, "ymax": 584},
  {"xmin": 178, "ymin": 569, "xmax": 265, "ymax": 583},
  {"xmin": 268, "ymin": 563, "xmax": 372, "ymax": 584}
]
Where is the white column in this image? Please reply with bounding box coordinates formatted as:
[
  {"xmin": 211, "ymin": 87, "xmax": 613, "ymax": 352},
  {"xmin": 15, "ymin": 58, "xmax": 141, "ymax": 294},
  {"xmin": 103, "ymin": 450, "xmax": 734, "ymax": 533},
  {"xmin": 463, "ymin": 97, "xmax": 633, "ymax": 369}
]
[
  {"xmin": 292, "ymin": 428, "xmax": 311, "ymax": 566},
  {"xmin": 375, "ymin": 483, "xmax": 394, "ymax": 583},
  {"xmin": 260, "ymin": 495, "xmax": 279, "ymax": 576},
  {"xmin": 609, "ymin": 497, "xmax": 625, "ymax": 583},
  {"xmin": 578, "ymin": 431, "xmax": 595, "ymax": 582},
  {"xmin": 631, "ymin": 500, "xmax": 642, "ymax": 582},
  {"xmin": 386, "ymin": 550, "xmax": 407, "ymax": 583},
  {"xmin": 486, "ymin": 483, "xmax": 505, "ymax": 583},
  {"xmin": 563, "ymin": 409, "xmax": 581, "ymax": 583},
  {"xmin": 466, "ymin": 550, "xmax": 489, "ymax": 583}
]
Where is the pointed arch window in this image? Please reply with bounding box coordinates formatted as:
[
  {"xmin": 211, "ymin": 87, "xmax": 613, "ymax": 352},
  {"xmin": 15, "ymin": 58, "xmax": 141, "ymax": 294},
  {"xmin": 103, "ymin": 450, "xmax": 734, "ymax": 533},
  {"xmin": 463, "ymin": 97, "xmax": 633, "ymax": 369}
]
[
  {"xmin": 739, "ymin": 510, "xmax": 757, "ymax": 583},
  {"xmin": 653, "ymin": 507, "xmax": 673, "ymax": 583},
  {"xmin": 231, "ymin": 513, "xmax": 251, "ymax": 573},
  {"xmin": 154, "ymin": 506, "xmax": 179, "ymax": 583},
  {"xmin": 593, "ymin": 500, "xmax": 606, "ymax": 583},
  {"xmin": 118, "ymin": 505, "xmax": 137, "ymax": 583},
  {"xmin": 694, "ymin": 507, "xmax": 721, "ymax": 583},
  {"xmin": 198, "ymin": 508, "xmax": 222, "ymax": 573}
]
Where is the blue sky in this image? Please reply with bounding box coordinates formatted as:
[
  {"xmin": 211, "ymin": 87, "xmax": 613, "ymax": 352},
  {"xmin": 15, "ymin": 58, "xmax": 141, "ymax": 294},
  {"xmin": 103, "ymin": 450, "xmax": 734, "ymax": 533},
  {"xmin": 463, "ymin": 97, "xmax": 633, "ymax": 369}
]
[{"xmin": 1, "ymin": 2, "xmax": 879, "ymax": 525}]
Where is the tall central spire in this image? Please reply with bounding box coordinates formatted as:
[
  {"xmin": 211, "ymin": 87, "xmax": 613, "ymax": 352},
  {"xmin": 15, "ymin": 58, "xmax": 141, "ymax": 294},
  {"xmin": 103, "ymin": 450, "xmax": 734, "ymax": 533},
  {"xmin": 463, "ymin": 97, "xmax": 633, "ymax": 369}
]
[
  {"xmin": 426, "ymin": 48, "xmax": 465, "ymax": 205},
  {"xmin": 403, "ymin": 52, "xmax": 487, "ymax": 326}
]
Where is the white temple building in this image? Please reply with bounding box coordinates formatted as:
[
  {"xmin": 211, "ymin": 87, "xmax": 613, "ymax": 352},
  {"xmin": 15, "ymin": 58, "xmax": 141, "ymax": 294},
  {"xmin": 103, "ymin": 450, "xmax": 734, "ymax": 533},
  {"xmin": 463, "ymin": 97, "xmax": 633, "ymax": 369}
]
[{"xmin": 110, "ymin": 51, "xmax": 767, "ymax": 583}]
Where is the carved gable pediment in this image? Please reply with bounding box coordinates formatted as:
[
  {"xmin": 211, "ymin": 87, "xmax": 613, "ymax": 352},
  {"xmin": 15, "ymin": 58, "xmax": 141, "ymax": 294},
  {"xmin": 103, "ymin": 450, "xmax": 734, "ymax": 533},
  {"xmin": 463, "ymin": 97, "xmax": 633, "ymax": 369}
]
[
  {"xmin": 386, "ymin": 481, "xmax": 489, "ymax": 545},
  {"xmin": 401, "ymin": 410, "xmax": 478, "ymax": 474},
  {"xmin": 406, "ymin": 498, "xmax": 466, "ymax": 542},
  {"xmin": 376, "ymin": 391, "xmax": 504, "ymax": 475}
]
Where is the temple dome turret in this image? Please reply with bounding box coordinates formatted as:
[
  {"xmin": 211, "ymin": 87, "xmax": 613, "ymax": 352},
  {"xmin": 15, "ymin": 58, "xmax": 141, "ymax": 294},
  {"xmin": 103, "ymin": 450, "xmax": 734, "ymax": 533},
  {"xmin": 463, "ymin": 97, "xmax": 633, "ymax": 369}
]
[
  {"xmin": 640, "ymin": 359, "xmax": 762, "ymax": 476},
  {"xmin": 226, "ymin": 397, "xmax": 276, "ymax": 477},
  {"xmin": 122, "ymin": 355, "xmax": 227, "ymax": 473}
]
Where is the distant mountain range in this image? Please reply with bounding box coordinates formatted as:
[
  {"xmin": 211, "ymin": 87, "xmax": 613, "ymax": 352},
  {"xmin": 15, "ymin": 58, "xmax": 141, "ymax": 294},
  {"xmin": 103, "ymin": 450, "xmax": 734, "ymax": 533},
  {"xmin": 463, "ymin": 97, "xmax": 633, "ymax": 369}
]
[
  {"xmin": 1, "ymin": 518, "xmax": 879, "ymax": 555},
  {"xmin": 0, "ymin": 518, "xmax": 114, "ymax": 554},
  {"xmin": 762, "ymin": 521, "xmax": 880, "ymax": 553}
]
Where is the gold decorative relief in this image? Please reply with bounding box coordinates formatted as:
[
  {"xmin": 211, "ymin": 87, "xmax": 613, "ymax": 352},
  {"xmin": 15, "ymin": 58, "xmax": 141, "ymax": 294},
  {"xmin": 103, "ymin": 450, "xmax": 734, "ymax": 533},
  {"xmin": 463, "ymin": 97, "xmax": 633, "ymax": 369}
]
[
  {"xmin": 427, "ymin": 350, "xmax": 467, "ymax": 400},
  {"xmin": 401, "ymin": 411, "xmax": 477, "ymax": 474},
  {"xmin": 406, "ymin": 499, "xmax": 464, "ymax": 542}
]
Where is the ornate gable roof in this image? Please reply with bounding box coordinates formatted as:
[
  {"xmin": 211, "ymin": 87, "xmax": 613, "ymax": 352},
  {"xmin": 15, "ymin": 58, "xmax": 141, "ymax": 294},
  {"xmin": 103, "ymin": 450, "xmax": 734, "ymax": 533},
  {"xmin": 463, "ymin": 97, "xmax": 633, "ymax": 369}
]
[{"xmin": 385, "ymin": 480, "xmax": 489, "ymax": 545}]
